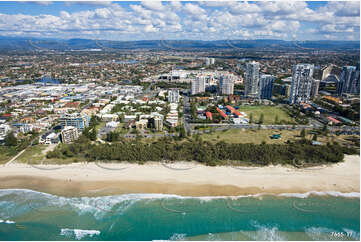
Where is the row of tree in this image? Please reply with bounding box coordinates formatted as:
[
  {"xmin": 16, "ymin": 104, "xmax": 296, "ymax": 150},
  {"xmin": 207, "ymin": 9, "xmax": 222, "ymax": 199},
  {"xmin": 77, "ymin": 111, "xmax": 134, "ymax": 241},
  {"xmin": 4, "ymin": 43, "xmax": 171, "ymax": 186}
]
[{"xmin": 46, "ymin": 136, "xmax": 352, "ymax": 166}]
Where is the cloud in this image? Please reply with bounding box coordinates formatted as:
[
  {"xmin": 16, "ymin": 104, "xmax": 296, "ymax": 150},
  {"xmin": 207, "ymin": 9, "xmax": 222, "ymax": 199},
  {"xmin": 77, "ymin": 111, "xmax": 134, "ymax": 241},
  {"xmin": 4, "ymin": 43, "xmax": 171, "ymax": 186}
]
[
  {"xmin": 0, "ymin": 1, "xmax": 358, "ymax": 41},
  {"xmin": 65, "ymin": 1, "xmax": 113, "ymax": 7},
  {"xmin": 30, "ymin": 1, "xmax": 52, "ymax": 6},
  {"xmin": 141, "ymin": 1, "xmax": 165, "ymax": 11}
]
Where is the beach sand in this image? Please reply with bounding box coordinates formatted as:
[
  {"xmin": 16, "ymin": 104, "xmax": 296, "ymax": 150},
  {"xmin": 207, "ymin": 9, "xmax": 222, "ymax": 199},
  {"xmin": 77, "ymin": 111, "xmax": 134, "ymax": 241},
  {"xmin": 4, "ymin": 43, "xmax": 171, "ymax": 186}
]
[{"xmin": 0, "ymin": 155, "xmax": 359, "ymax": 197}]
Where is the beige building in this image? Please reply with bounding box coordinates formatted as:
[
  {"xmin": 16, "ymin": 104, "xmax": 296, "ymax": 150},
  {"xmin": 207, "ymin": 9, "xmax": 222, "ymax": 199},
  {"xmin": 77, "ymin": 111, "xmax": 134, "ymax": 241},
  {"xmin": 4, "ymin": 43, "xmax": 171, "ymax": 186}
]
[
  {"xmin": 153, "ymin": 116, "xmax": 163, "ymax": 131},
  {"xmin": 135, "ymin": 119, "xmax": 148, "ymax": 130},
  {"xmin": 61, "ymin": 126, "xmax": 79, "ymax": 144}
]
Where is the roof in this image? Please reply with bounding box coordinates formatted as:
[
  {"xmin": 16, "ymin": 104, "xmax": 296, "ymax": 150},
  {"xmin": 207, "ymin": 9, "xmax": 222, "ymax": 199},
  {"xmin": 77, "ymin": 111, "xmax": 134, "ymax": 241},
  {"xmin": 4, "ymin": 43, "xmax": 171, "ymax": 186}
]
[
  {"xmin": 327, "ymin": 116, "xmax": 340, "ymax": 124},
  {"xmin": 205, "ymin": 111, "xmax": 213, "ymax": 120},
  {"xmin": 216, "ymin": 107, "xmax": 227, "ymax": 118}
]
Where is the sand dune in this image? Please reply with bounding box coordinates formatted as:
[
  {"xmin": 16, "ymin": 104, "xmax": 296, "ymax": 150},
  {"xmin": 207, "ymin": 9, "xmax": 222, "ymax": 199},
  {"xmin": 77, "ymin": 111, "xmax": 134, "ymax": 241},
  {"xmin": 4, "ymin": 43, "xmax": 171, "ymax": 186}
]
[{"xmin": 0, "ymin": 155, "xmax": 359, "ymax": 197}]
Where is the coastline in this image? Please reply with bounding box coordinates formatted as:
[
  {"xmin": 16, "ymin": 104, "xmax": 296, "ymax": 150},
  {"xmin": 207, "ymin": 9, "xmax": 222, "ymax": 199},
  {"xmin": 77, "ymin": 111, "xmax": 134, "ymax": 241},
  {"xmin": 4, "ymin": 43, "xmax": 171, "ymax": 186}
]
[{"xmin": 0, "ymin": 155, "xmax": 359, "ymax": 197}]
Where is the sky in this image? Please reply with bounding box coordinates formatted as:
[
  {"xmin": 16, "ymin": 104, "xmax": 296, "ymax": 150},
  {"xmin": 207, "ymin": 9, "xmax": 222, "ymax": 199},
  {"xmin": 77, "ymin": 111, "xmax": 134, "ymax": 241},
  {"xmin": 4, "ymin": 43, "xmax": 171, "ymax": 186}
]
[{"xmin": 0, "ymin": 1, "xmax": 359, "ymax": 41}]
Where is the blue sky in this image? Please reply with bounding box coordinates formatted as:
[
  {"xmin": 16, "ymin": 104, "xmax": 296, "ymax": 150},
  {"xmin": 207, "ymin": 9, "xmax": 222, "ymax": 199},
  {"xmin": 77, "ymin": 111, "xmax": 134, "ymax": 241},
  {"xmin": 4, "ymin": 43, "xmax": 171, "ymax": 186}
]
[{"xmin": 0, "ymin": 1, "xmax": 359, "ymax": 41}]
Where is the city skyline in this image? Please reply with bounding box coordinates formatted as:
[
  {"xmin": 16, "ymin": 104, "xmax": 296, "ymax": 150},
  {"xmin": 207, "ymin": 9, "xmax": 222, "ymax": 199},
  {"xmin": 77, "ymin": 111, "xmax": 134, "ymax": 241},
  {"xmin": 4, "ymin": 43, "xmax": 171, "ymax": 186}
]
[{"xmin": 0, "ymin": 1, "xmax": 359, "ymax": 41}]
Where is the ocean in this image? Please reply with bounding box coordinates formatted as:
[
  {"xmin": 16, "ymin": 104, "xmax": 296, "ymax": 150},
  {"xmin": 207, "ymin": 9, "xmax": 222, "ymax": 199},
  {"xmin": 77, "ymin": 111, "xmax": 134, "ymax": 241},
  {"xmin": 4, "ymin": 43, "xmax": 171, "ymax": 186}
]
[{"xmin": 0, "ymin": 189, "xmax": 359, "ymax": 241}]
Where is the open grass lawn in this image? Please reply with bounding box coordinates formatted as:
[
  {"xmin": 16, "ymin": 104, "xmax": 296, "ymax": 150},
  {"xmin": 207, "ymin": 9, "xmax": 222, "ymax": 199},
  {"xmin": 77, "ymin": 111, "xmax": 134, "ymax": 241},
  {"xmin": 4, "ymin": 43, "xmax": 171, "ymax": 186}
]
[
  {"xmin": 114, "ymin": 123, "xmax": 128, "ymax": 134},
  {"xmin": 200, "ymin": 128, "xmax": 303, "ymax": 144},
  {"xmin": 237, "ymin": 105, "xmax": 294, "ymax": 124},
  {"xmin": 17, "ymin": 145, "xmax": 47, "ymax": 163}
]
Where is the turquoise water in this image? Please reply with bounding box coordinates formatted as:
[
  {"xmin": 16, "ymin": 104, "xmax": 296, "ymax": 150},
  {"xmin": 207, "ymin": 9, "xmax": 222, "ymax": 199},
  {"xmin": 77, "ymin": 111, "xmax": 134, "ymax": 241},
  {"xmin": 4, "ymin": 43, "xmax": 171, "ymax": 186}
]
[{"xmin": 0, "ymin": 189, "xmax": 359, "ymax": 241}]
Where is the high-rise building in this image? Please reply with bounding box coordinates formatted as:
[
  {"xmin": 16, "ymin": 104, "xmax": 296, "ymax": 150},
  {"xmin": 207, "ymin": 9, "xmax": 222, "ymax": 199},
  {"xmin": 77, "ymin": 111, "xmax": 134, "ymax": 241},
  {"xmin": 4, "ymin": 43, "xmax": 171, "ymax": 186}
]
[
  {"xmin": 310, "ymin": 79, "xmax": 320, "ymax": 98},
  {"xmin": 289, "ymin": 64, "xmax": 314, "ymax": 104},
  {"xmin": 245, "ymin": 61, "xmax": 260, "ymax": 98},
  {"xmin": 168, "ymin": 89, "xmax": 180, "ymax": 103},
  {"xmin": 259, "ymin": 74, "xmax": 275, "ymax": 99},
  {"xmin": 322, "ymin": 64, "xmax": 342, "ymax": 80},
  {"xmin": 61, "ymin": 126, "xmax": 79, "ymax": 144},
  {"xmin": 219, "ymin": 75, "xmax": 234, "ymax": 95},
  {"xmin": 153, "ymin": 116, "xmax": 163, "ymax": 131},
  {"xmin": 205, "ymin": 58, "xmax": 215, "ymax": 66},
  {"xmin": 59, "ymin": 113, "xmax": 89, "ymax": 131},
  {"xmin": 337, "ymin": 66, "xmax": 360, "ymax": 96},
  {"xmin": 191, "ymin": 76, "xmax": 206, "ymax": 95}
]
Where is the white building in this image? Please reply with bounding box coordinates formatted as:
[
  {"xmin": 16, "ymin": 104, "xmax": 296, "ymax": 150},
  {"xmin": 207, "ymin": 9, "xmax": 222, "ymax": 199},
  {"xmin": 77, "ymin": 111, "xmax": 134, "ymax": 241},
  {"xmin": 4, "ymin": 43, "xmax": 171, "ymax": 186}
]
[
  {"xmin": 219, "ymin": 74, "xmax": 234, "ymax": 95},
  {"xmin": 166, "ymin": 103, "xmax": 179, "ymax": 127},
  {"xmin": 205, "ymin": 58, "xmax": 215, "ymax": 66},
  {"xmin": 20, "ymin": 124, "xmax": 33, "ymax": 133},
  {"xmin": 289, "ymin": 64, "xmax": 314, "ymax": 104},
  {"xmin": 40, "ymin": 132, "xmax": 60, "ymax": 145},
  {"xmin": 0, "ymin": 124, "xmax": 11, "ymax": 140},
  {"xmin": 106, "ymin": 121, "xmax": 119, "ymax": 128},
  {"xmin": 191, "ymin": 76, "xmax": 206, "ymax": 95},
  {"xmin": 168, "ymin": 89, "xmax": 180, "ymax": 103},
  {"xmin": 245, "ymin": 61, "xmax": 260, "ymax": 98}
]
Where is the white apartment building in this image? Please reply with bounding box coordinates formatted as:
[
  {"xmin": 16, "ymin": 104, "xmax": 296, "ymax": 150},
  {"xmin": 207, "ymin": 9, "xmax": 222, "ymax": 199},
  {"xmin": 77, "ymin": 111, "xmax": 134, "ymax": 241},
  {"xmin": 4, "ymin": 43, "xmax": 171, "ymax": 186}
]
[
  {"xmin": 168, "ymin": 89, "xmax": 180, "ymax": 103},
  {"xmin": 191, "ymin": 76, "xmax": 206, "ymax": 95},
  {"xmin": 219, "ymin": 74, "xmax": 234, "ymax": 95},
  {"xmin": 245, "ymin": 61, "xmax": 260, "ymax": 98},
  {"xmin": 289, "ymin": 64, "xmax": 314, "ymax": 104}
]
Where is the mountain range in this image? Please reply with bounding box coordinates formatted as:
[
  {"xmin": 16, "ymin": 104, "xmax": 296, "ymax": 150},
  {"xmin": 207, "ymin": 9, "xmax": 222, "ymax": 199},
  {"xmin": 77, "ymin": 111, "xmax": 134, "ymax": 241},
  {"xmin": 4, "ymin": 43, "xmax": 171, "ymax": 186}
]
[{"xmin": 0, "ymin": 36, "xmax": 359, "ymax": 51}]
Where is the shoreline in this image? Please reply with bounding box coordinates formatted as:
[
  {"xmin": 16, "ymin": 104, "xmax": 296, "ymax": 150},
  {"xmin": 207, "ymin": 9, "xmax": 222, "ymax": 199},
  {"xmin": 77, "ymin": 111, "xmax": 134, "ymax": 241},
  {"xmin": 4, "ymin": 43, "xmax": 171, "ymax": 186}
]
[{"xmin": 0, "ymin": 155, "xmax": 359, "ymax": 197}]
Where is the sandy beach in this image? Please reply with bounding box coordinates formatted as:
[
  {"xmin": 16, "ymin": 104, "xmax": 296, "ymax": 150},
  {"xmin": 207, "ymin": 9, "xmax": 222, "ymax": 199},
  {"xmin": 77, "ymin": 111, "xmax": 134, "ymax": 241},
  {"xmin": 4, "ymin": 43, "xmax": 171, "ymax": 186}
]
[{"xmin": 0, "ymin": 155, "xmax": 359, "ymax": 197}]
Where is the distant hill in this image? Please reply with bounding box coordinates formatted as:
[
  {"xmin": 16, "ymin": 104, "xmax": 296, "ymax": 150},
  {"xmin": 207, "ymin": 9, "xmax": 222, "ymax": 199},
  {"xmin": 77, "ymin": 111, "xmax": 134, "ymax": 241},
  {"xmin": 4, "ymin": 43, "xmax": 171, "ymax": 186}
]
[{"xmin": 0, "ymin": 36, "xmax": 358, "ymax": 51}]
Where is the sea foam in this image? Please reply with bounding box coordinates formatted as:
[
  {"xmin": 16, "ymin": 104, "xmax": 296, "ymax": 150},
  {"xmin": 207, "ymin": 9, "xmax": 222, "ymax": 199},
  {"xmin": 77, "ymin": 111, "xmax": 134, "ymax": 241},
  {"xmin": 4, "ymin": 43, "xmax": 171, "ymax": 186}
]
[
  {"xmin": 0, "ymin": 219, "xmax": 15, "ymax": 224},
  {"xmin": 60, "ymin": 228, "xmax": 100, "ymax": 240}
]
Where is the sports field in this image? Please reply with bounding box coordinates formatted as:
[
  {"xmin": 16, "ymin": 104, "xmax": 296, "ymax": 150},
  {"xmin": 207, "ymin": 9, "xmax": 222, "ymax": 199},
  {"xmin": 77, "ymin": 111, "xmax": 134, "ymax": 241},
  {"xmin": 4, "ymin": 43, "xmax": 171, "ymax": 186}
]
[{"xmin": 237, "ymin": 105, "xmax": 294, "ymax": 124}]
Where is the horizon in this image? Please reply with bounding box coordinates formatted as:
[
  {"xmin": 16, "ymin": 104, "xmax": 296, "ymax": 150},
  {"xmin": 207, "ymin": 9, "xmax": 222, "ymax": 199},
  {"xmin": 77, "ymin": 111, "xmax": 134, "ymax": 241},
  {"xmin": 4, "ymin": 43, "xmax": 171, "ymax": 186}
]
[{"xmin": 0, "ymin": 35, "xmax": 360, "ymax": 42}]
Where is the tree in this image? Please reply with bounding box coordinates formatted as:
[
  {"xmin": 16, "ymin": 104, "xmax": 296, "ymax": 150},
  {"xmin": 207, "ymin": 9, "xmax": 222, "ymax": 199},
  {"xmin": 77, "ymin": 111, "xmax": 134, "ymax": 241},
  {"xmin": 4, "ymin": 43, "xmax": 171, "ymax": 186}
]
[
  {"xmin": 322, "ymin": 124, "xmax": 329, "ymax": 136},
  {"xmin": 89, "ymin": 115, "xmax": 98, "ymax": 128},
  {"xmin": 259, "ymin": 113, "xmax": 264, "ymax": 124},
  {"xmin": 106, "ymin": 131, "xmax": 119, "ymax": 142},
  {"xmin": 300, "ymin": 128, "xmax": 306, "ymax": 138},
  {"xmin": 179, "ymin": 126, "xmax": 186, "ymax": 139},
  {"xmin": 5, "ymin": 132, "xmax": 17, "ymax": 146},
  {"xmin": 249, "ymin": 113, "xmax": 253, "ymax": 123},
  {"xmin": 89, "ymin": 128, "xmax": 97, "ymax": 141},
  {"xmin": 118, "ymin": 114, "xmax": 125, "ymax": 123},
  {"xmin": 274, "ymin": 115, "xmax": 279, "ymax": 124}
]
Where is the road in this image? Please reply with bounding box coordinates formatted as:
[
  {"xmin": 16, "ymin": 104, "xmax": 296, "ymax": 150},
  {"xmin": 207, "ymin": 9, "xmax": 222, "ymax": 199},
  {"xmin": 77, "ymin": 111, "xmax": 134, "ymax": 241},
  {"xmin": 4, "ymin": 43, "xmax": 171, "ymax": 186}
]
[{"xmin": 182, "ymin": 95, "xmax": 192, "ymax": 134}]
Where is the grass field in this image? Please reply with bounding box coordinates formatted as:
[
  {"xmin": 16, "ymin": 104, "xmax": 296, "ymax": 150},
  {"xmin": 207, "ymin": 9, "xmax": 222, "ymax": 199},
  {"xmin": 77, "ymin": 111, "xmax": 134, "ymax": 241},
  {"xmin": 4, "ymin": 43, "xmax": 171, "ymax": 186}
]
[
  {"xmin": 200, "ymin": 128, "xmax": 301, "ymax": 144},
  {"xmin": 200, "ymin": 127, "xmax": 360, "ymax": 147},
  {"xmin": 16, "ymin": 145, "xmax": 47, "ymax": 163},
  {"xmin": 237, "ymin": 105, "xmax": 294, "ymax": 124},
  {"xmin": 114, "ymin": 123, "xmax": 128, "ymax": 134}
]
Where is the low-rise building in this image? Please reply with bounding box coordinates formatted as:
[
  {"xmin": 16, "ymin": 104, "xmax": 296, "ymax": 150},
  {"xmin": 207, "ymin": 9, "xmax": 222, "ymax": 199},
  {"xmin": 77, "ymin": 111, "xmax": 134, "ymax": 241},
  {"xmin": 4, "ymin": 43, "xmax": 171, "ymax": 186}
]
[
  {"xmin": 135, "ymin": 119, "xmax": 148, "ymax": 130},
  {"xmin": 59, "ymin": 113, "xmax": 89, "ymax": 131},
  {"xmin": 40, "ymin": 132, "xmax": 60, "ymax": 145}
]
